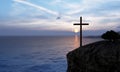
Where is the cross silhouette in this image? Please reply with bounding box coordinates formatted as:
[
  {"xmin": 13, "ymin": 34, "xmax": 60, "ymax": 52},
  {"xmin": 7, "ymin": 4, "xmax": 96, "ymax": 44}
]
[{"xmin": 74, "ymin": 17, "xmax": 89, "ymax": 47}]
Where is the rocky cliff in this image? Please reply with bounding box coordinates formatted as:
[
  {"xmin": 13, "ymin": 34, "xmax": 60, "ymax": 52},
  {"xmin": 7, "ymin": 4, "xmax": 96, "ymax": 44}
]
[{"xmin": 67, "ymin": 41, "xmax": 120, "ymax": 72}]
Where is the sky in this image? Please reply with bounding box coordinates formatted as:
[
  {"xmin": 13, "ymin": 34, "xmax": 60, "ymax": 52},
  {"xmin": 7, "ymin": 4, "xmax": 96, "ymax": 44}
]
[{"xmin": 0, "ymin": 0, "xmax": 120, "ymax": 36}]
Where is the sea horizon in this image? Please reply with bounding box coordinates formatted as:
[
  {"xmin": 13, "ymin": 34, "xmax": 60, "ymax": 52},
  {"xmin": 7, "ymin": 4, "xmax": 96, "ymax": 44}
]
[{"xmin": 0, "ymin": 35, "xmax": 101, "ymax": 37}]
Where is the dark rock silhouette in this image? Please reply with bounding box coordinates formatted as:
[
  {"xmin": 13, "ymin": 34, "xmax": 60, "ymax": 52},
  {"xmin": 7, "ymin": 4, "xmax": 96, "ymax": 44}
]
[
  {"xmin": 101, "ymin": 30, "xmax": 120, "ymax": 41},
  {"xmin": 67, "ymin": 41, "xmax": 120, "ymax": 72}
]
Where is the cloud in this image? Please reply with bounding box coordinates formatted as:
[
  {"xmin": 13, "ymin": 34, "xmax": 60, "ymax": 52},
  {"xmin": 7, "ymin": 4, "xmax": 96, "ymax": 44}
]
[
  {"xmin": 50, "ymin": 0, "xmax": 62, "ymax": 4},
  {"xmin": 65, "ymin": 0, "xmax": 120, "ymax": 16},
  {"xmin": 0, "ymin": 17, "xmax": 75, "ymax": 32},
  {"xmin": 13, "ymin": 0, "xmax": 58, "ymax": 15}
]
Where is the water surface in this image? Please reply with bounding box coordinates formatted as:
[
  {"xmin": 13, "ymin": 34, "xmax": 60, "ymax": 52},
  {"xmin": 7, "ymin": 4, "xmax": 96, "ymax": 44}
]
[{"xmin": 0, "ymin": 36, "xmax": 102, "ymax": 72}]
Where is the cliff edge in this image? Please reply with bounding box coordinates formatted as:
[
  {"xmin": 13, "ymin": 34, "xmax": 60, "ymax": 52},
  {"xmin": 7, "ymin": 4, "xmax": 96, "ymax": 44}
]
[{"xmin": 67, "ymin": 41, "xmax": 120, "ymax": 72}]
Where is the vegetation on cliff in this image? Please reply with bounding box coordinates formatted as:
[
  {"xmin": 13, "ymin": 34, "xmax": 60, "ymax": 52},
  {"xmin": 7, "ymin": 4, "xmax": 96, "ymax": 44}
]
[{"xmin": 101, "ymin": 30, "xmax": 120, "ymax": 41}]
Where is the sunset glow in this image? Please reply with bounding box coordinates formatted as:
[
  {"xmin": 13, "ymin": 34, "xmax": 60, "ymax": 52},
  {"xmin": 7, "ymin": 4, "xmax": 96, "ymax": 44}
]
[{"xmin": 74, "ymin": 29, "xmax": 79, "ymax": 33}]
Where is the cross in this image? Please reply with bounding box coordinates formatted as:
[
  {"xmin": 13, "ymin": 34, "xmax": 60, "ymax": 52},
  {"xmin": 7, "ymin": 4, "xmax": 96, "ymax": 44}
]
[{"xmin": 74, "ymin": 17, "xmax": 89, "ymax": 47}]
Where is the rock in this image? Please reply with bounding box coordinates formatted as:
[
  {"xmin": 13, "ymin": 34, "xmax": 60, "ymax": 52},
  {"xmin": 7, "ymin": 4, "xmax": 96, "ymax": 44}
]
[{"xmin": 66, "ymin": 41, "xmax": 120, "ymax": 72}]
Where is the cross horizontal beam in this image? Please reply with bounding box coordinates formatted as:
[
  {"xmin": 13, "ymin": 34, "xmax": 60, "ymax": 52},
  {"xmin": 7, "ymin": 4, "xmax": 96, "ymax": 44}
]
[{"xmin": 74, "ymin": 23, "xmax": 89, "ymax": 25}]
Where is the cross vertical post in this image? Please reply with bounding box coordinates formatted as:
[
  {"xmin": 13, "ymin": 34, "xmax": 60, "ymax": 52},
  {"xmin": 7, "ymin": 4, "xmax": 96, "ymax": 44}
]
[
  {"xmin": 74, "ymin": 17, "xmax": 89, "ymax": 47},
  {"xmin": 80, "ymin": 17, "xmax": 82, "ymax": 47}
]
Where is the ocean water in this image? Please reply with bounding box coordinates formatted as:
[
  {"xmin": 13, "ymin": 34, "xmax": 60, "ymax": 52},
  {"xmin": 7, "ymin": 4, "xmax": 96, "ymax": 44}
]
[{"xmin": 0, "ymin": 36, "xmax": 102, "ymax": 72}]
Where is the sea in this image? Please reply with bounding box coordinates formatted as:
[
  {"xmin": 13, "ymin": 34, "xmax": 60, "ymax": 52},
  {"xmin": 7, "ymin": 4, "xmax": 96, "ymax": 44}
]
[{"xmin": 0, "ymin": 36, "xmax": 102, "ymax": 72}]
